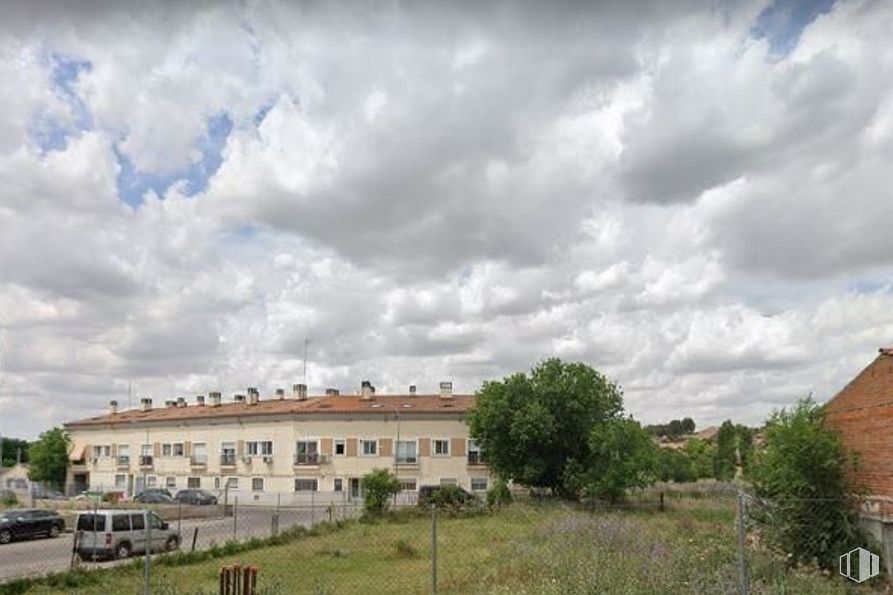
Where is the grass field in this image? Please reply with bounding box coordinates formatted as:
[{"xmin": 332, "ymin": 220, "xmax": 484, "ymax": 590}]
[{"xmin": 6, "ymin": 497, "xmax": 878, "ymax": 595}]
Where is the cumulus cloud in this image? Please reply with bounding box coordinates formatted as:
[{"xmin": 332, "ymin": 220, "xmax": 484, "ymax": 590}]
[{"xmin": 2, "ymin": 0, "xmax": 893, "ymax": 437}]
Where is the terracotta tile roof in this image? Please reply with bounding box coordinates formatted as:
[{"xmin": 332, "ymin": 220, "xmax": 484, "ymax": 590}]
[
  {"xmin": 695, "ymin": 426, "xmax": 720, "ymax": 441},
  {"xmin": 65, "ymin": 394, "xmax": 477, "ymax": 428}
]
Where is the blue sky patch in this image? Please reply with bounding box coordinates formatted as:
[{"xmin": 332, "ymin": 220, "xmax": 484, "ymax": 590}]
[
  {"xmin": 115, "ymin": 112, "xmax": 233, "ymax": 207},
  {"xmin": 752, "ymin": 0, "xmax": 837, "ymax": 56},
  {"xmin": 29, "ymin": 53, "xmax": 93, "ymax": 153}
]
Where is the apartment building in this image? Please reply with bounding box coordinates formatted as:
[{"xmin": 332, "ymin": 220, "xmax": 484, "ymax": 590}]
[{"xmin": 63, "ymin": 381, "xmax": 489, "ymax": 503}]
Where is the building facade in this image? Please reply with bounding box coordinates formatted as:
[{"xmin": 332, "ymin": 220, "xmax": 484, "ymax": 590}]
[{"xmin": 64, "ymin": 382, "xmax": 489, "ymax": 504}]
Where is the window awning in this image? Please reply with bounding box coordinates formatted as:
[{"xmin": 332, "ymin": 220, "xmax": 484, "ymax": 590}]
[{"xmin": 68, "ymin": 444, "xmax": 85, "ymax": 463}]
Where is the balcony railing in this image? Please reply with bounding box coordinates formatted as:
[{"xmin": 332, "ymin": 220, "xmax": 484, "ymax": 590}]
[
  {"xmin": 117, "ymin": 456, "xmax": 130, "ymax": 466},
  {"xmin": 138, "ymin": 455, "xmax": 153, "ymax": 467},
  {"xmin": 294, "ymin": 452, "xmax": 325, "ymax": 466},
  {"xmin": 191, "ymin": 455, "xmax": 208, "ymax": 466},
  {"xmin": 467, "ymin": 452, "xmax": 486, "ymax": 465},
  {"xmin": 396, "ymin": 456, "xmax": 418, "ymax": 465},
  {"xmin": 220, "ymin": 454, "xmax": 237, "ymax": 467}
]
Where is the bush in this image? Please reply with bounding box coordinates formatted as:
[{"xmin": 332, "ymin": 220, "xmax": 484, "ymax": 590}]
[
  {"xmin": 1, "ymin": 493, "xmax": 18, "ymax": 507},
  {"xmin": 748, "ymin": 397, "xmax": 864, "ymax": 570},
  {"xmin": 427, "ymin": 485, "xmax": 473, "ymax": 509},
  {"xmin": 360, "ymin": 469, "xmax": 400, "ymax": 516},
  {"xmin": 486, "ymin": 479, "xmax": 512, "ymax": 507}
]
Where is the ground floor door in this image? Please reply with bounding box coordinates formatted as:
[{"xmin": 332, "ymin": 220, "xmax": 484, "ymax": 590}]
[
  {"xmin": 72, "ymin": 473, "xmax": 88, "ymax": 495},
  {"xmin": 135, "ymin": 476, "xmax": 146, "ymax": 495}
]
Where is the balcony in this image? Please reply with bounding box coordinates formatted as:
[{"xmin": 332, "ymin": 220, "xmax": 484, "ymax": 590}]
[
  {"xmin": 116, "ymin": 456, "xmax": 130, "ymax": 468},
  {"xmin": 293, "ymin": 453, "xmax": 329, "ymax": 466},
  {"xmin": 191, "ymin": 455, "xmax": 208, "ymax": 468},
  {"xmin": 220, "ymin": 454, "xmax": 237, "ymax": 468},
  {"xmin": 138, "ymin": 455, "xmax": 153, "ymax": 468},
  {"xmin": 467, "ymin": 452, "xmax": 487, "ymax": 467}
]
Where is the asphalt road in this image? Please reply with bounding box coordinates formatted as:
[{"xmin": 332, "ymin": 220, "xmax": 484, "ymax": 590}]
[{"xmin": 0, "ymin": 506, "xmax": 341, "ymax": 582}]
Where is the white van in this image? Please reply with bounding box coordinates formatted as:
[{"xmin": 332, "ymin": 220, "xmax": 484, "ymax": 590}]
[{"xmin": 75, "ymin": 509, "xmax": 180, "ymax": 560}]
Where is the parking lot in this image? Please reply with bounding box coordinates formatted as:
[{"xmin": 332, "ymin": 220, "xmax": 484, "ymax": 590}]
[{"xmin": 0, "ymin": 506, "xmax": 332, "ymax": 582}]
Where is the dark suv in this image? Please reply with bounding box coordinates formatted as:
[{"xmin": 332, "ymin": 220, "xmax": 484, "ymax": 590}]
[
  {"xmin": 0, "ymin": 509, "xmax": 65, "ymax": 544},
  {"xmin": 174, "ymin": 489, "xmax": 218, "ymax": 505}
]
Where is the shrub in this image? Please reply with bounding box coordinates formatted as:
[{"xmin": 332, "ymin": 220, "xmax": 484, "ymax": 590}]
[
  {"xmin": 428, "ymin": 485, "xmax": 473, "ymax": 509},
  {"xmin": 393, "ymin": 539, "xmax": 419, "ymax": 558},
  {"xmin": 486, "ymin": 479, "xmax": 512, "ymax": 507},
  {"xmin": 360, "ymin": 469, "xmax": 400, "ymax": 516},
  {"xmin": 1, "ymin": 493, "xmax": 18, "ymax": 507}
]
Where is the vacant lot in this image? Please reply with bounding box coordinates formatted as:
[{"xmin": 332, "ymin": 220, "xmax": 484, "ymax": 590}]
[{"xmin": 9, "ymin": 497, "xmax": 874, "ymax": 595}]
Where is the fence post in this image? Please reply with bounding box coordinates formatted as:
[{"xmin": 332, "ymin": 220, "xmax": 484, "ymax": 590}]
[
  {"xmin": 91, "ymin": 498, "xmax": 98, "ymax": 565},
  {"xmin": 736, "ymin": 490, "xmax": 749, "ymax": 595},
  {"xmin": 659, "ymin": 492, "xmax": 665, "ymax": 512},
  {"xmin": 144, "ymin": 510, "xmax": 151, "ymax": 595},
  {"xmin": 191, "ymin": 526, "xmax": 199, "ymax": 552},
  {"xmin": 431, "ymin": 505, "xmax": 438, "ymax": 595}
]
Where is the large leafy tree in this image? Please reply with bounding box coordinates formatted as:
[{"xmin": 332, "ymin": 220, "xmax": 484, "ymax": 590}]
[
  {"xmin": 577, "ymin": 417, "xmax": 658, "ymax": 502},
  {"xmin": 27, "ymin": 427, "xmax": 70, "ymax": 488},
  {"xmin": 748, "ymin": 398, "xmax": 862, "ymax": 570},
  {"xmin": 713, "ymin": 420, "xmax": 738, "ymax": 480},
  {"xmin": 468, "ymin": 358, "xmax": 625, "ymax": 496},
  {"xmin": 1, "ymin": 437, "xmax": 30, "ymax": 467}
]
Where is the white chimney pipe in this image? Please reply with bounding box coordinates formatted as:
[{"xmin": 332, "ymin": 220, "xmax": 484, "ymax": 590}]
[
  {"xmin": 209, "ymin": 391, "xmax": 221, "ymax": 407},
  {"xmin": 110, "ymin": 400, "xmax": 118, "ymax": 414},
  {"xmin": 140, "ymin": 397, "xmax": 152, "ymax": 412},
  {"xmin": 360, "ymin": 380, "xmax": 374, "ymax": 400},
  {"xmin": 439, "ymin": 381, "xmax": 453, "ymax": 399}
]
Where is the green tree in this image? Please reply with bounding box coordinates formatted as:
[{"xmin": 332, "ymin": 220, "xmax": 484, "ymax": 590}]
[
  {"xmin": 360, "ymin": 469, "xmax": 400, "ymax": 515},
  {"xmin": 682, "ymin": 438, "xmax": 715, "ymax": 479},
  {"xmin": 468, "ymin": 359, "xmax": 624, "ymax": 496},
  {"xmin": 680, "ymin": 417, "xmax": 696, "ymax": 435},
  {"xmin": 736, "ymin": 424, "xmax": 754, "ymax": 471},
  {"xmin": 576, "ymin": 417, "xmax": 657, "ymax": 503},
  {"xmin": 27, "ymin": 428, "xmax": 70, "ymax": 488},
  {"xmin": 1, "ymin": 437, "xmax": 30, "ymax": 467},
  {"xmin": 713, "ymin": 420, "xmax": 738, "ymax": 480},
  {"xmin": 748, "ymin": 398, "xmax": 862, "ymax": 570},
  {"xmin": 657, "ymin": 448, "xmax": 696, "ymax": 483}
]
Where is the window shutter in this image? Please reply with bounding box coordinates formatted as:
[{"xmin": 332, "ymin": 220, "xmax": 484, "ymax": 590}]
[
  {"xmin": 153, "ymin": 442, "xmax": 161, "ymax": 458},
  {"xmin": 237, "ymin": 440, "xmax": 244, "ymax": 458},
  {"xmin": 346, "ymin": 438, "xmax": 358, "ymax": 457},
  {"xmin": 418, "ymin": 438, "xmax": 430, "ymax": 457},
  {"xmin": 380, "ymin": 438, "xmax": 393, "ymax": 457},
  {"xmin": 111, "ymin": 444, "xmax": 118, "ymax": 458},
  {"xmin": 451, "ymin": 438, "xmax": 466, "ymax": 457},
  {"xmin": 184, "ymin": 441, "xmax": 192, "ymax": 457},
  {"xmin": 320, "ymin": 438, "xmax": 333, "ymax": 456}
]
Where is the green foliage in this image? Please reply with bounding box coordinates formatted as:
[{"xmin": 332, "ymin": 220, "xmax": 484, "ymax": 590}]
[
  {"xmin": 393, "ymin": 539, "xmax": 419, "ymax": 558},
  {"xmin": 713, "ymin": 421, "xmax": 738, "ymax": 480},
  {"xmin": 427, "ymin": 485, "xmax": 474, "ymax": 509},
  {"xmin": 645, "ymin": 417, "xmax": 696, "ymax": 440},
  {"xmin": 486, "ymin": 478, "xmax": 513, "ymax": 508},
  {"xmin": 682, "ymin": 438, "xmax": 715, "ymax": 479},
  {"xmin": 0, "ymin": 438, "xmax": 29, "ymax": 467},
  {"xmin": 656, "ymin": 449, "xmax": 696, "ymax": 483},
  {"xmin": 360, "ymin": 469, "xmax": 400, "ymax": 515},
  {"xmin": 576, "ymin": 417, "xmax": 658, "ymax": 503},
  {"xmin": 1, "ymin": 492, "xmax": 18, "ymax": 507},
  {"xmin": 26, "ymin": 427, "xmax": 69, "ymax": 487},
  {"xmin": 468, "ymin": 358, "xmax": 624, "ymax": 495},
  {"xmin": 748, "ymin": 397, "xmax": 862, "ymax": 570}
]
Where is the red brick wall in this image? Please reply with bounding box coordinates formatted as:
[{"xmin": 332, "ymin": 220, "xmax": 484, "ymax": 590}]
[{"xmin": 825, "ymin": 353, "xmax": 893, "ymax": 501}]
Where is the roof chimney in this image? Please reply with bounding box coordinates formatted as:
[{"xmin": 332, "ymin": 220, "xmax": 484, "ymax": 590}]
[
  {"xmin": 325, "ymin": 388, "xmax": 340, "ymax": 396},
  {"xmin": 165, "ymin": 399, "xmax": 176, "ymax": 408},
  {"xmin": 110, "ymin": 400, "xmax": 118, "ymax": 414},
  {"xmin": 234, "ymin": 393, "xmax": 246, "ymax": 404},
  {"xmin": 275, "ymin": 388, "xmax": 285, "ymax": 399},
  {"xmin": 293, "ymin": 383, "xmax": 308, "ymax": 401},
  {"xmin": 177, "ymin": 397, "xmax": 187, "ymax": 408},
  {"xmin": 196, "ymin": 395, "xmax": 206, "ymax": 406},
  {"xmin": 409, "ymin": 385, "xmax": 417, "ymax": 396},
  {"xmin": 439, "ymin": 381, "xmax": 453, "ymax": 399},
  {"xmin": 209, "ymin": 391, "xmax": 222, "ymax": 407},
  {"xmin": 140, "ymin": 397, "xmax": 152, "ymax": 411},
  {"xmin": 360, "ymin": 380, "xmax": 374, "ymax": 400},
  {"xmin": 247, "ymin": 387, "xmax": 259, "ymax": 405}
]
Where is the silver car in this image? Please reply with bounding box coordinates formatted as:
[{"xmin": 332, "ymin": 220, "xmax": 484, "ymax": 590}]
[{"xmin": 74, "ymin": 509, "xmax": 180, "ymax": 560}]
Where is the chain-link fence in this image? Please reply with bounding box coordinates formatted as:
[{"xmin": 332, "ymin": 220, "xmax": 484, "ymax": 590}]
[{"xmin": 1, "ymin": 485, "xmax": 889, "ymax": 594}]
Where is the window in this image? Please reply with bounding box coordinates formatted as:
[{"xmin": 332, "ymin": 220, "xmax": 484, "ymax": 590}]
[
  {"xmin": 294, "ymin": 479, "xmax": 318, "ymax": 492},
  {"xmin": 173, "ymin": 443, "xmax": 185, "ymax": 457},
  {"xmin": 221, "ymin": 442, "xmax": 236, "ymax": 466},
  {"xmin": 141, "ymin": 444, "xmax": 152, "ymax": 457},
  {"xmin": 149, "ymin": 512, "xmax": 164, "ymax": 529},
  {"xmin": 468, "ymin": 440, "xmax": 485, "ymax": 464},
  {"xmin": 92, "ymin": 445, "xmax": 111, "ymax": 458},
  {"xmin": 112, "ymin": 514, "xmax": 130, "ymax": 531},
  {"xmin": 187, "ymin": 477, "xmax": 201, "ymax": 489},
  {"xmin": 147, "ymin": 476, "xmax": 157, "ymax": 487},
  {"xmin": 295, "ymin": 441, "xmax": 319, "ymax": 465},
  {"xmin": 76, "ymin": 514, "xmax": 106, "ymax": 531},
  {"xmin": 225, "ymin": 477, "xmax": 238, "ymax": 490},
  {"xmin": 333, "ymin": 478, "xmax": 343, "ymax": 492},
  {"xmin": 334, "ymin": 439, "xmax": 346, "ymax": 456},
  {"xmin": 114, "ymin": 474, "xmax": 127, "ymax": 489},
  {"xmin": 399, "ymin": 479, "xmax": 417, "ymax": 492},
  {"xmin": 162, "ymin": 443, "xmax": 172, "ymax": 457},
  {"xmin": 214, "ymin": 477, "xmax": 221, "ymax": 489},
  {"xmin": 192, "ymin": 443, "xmax": 207, "ymax": 464},
  {"xmin": 396, "ymin": 440, "xmax": 417, "ymax": 464},
  {"xmin": 440, "ymin": 478, "xmax": 458, "ymax": 487},
  {"xmin": 433, "ymin": 439, "xmax": 450, "ymax": 457},
  {"xmin": 252, "ymin": 477, "xmax": 264, "ymax": 492},
  {"xmin": 471, "ymin": 478, "xmax": 488, "ymax": 492},
  {"xmin": 247, "ymin": 441, "xmax": 273, "ymax": 456},
  {"xmin": 360, "ymin": 439, "xmax": 378, "ymax": 456},
  {"xmin": 166, "ymin": 476, "xmax": 176, "ymax": 489},
  {"xmin": 130, "ymin": 513, "xmax": 145, "ymax": 530},
  {"xmin": 117, "ymin": 445, "xmax": 130, "ymax": 465}
]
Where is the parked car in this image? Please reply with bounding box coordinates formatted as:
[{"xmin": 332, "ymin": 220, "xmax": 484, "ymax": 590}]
[
  {"xmin": 174, "ymin": 489, "xmax": 218, "ymax": 505},
  {"xmin": 74, "ymin": 509, "xmax": 180, "ymax": 560},
  {"xmin": 32, "ymin": 487, "xmax": 68, "ymax": 500},
  {"xmin": 0, "ymin": 509, "xmax": 65, "ymax": 544},
  {"xmin": 72, "ymin": 490, "xmax": 104, "ymax": 502},
  {"xmin": 417, "ymin": 485, "xmax": 477, "ymax": 506},
  {"xmin": 133, "ymin": 491, "xmax": 175, "ymax": 504}
]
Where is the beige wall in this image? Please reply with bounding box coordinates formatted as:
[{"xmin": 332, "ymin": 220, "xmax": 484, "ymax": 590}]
[{"xmin": 66, "ymin": 415, "xmax": 489, "ymax": 499}]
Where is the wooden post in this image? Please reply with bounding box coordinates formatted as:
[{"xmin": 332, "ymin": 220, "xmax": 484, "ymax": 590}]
[{"xmin": 219, "ymin": 565, "xmax": 258, "ymax": 595}]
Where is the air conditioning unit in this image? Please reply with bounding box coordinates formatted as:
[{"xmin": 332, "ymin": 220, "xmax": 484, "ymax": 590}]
[{"xmin": 263, "ymin": 456, "xmax": 273, "ymax": 464}]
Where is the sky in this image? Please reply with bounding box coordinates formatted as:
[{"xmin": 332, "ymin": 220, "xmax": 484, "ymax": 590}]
[{"xmin": 1, "ymin": 0, "xmax": 893, "ymax": 439}]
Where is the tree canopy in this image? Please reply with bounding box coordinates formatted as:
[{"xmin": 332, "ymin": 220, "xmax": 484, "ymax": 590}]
[
  {"xmin": 27, "ymin": 427, "xmax": 69, "ymax": 488},
  {"xmin": 468, "ymin": 358, "xmax": 640, "ymax": 498},
  {"xmin": 1, "ymin": 437, "xmax": 30, "ymax": 467}
]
